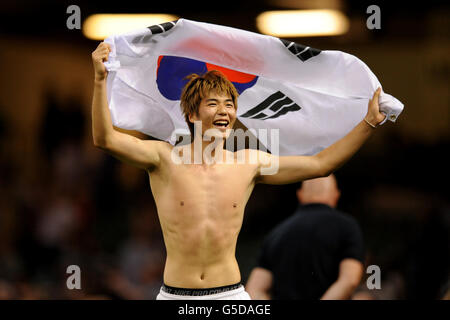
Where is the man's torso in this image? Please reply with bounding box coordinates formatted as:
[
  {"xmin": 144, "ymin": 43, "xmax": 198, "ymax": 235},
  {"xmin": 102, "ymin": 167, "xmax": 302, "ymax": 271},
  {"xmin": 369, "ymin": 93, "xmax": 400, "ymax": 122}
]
[{"xmin": 148, "ymin": 143, "xmax": 260, "ymax": 288}]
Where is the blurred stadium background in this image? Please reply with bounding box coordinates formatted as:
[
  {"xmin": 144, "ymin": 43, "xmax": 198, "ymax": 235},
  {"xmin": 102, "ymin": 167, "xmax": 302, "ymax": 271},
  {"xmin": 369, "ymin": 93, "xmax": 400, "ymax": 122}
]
[{"xmin": 0, "ymin": 0, "xmax": 449, "ymax": 299}]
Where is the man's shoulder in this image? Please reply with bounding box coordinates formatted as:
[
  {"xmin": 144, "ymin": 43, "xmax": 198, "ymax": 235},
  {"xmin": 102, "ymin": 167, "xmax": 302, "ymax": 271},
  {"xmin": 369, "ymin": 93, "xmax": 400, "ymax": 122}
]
[
  {"xmin": 298, "ymin": 205, "xmax": 356, "ymax": 225},
  {"xmin": 331, "ymin": 209, "xmax": 362, "ymax": 232},
  {"xmin": 150, "ymin": 140, "xmax": 174, "ymax": 153}
]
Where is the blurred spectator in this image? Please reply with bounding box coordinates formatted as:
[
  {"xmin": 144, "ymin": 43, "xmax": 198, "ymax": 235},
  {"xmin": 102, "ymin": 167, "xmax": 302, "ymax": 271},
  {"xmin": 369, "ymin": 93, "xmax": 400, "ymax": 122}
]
[{"xmin": 246, "ymin": 174, "xmax": 365, "ymax": 300}]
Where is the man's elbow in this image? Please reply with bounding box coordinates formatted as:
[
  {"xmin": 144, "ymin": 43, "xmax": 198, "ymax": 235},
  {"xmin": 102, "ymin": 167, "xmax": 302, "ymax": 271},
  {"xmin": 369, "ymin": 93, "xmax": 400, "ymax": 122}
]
[
  {"xmin": 315, "ymin": 157, "xmax": 334, "ymax": 178},
  {"xmin": 93, "ymin": 135, "xmax": 111, "ymax": 150},
  {"xmin": 246, "ymin": 288, "xmax": 270, "ymax": 300},
  {"xmin": 347, "ymin": 278, "xmax": 361, "ymax": 292},
  {"xmin": 93, "ymin": 137, "xmax": 105, "ymax": 149},
  {"xmin": 342, "ymin": 275, "xmax": 363, "ymax": 292},
  {"xmin": 321, "ymin": 167, "xmax": 335, "ymax": 178}
]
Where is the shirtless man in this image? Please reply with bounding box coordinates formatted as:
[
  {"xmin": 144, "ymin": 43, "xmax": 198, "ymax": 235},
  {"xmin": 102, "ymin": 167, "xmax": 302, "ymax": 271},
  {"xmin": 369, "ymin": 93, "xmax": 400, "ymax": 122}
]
[{"xmin": 91, "ymin": 42, "xmax": 385, "ymax": 300}]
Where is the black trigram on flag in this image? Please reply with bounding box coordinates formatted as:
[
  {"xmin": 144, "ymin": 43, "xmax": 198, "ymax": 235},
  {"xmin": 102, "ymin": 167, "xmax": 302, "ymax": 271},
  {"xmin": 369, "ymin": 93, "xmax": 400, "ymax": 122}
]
[
  {"xmin": 147, "ymin": 20, "xmax": 178, "ymax": 34},
  {"xmin": 133, "ymin": 20, "xmax": 179, "ymax": 44},
  {"xmin": 280, "ymin": 39, "xmax": 321, "ymax": 62},
  {"xmin": 239, "ymin": 91, "xmax": 301, "ymax": 120}
]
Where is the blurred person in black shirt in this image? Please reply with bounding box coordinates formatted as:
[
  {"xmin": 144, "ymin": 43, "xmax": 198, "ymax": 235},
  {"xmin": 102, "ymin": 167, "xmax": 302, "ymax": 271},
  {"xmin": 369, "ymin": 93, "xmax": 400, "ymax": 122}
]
[{"xmin": 246, "ymin": 174, "xmax": 365, "ymax": 299}]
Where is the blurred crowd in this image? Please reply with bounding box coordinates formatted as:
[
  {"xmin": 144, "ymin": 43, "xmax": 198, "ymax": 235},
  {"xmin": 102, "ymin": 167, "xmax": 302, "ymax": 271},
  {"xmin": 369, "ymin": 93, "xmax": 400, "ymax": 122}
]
[{"xmin": 0, "ymin": 90, "xmax": 165, "ymax": 299}]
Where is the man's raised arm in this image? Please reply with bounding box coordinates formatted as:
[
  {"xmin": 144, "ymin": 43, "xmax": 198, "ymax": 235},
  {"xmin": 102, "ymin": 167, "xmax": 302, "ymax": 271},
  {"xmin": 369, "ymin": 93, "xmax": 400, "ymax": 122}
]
[
  {"xmin": 91, "ymin": 42, "xmax": 164, "ymax": 170},
  {"xmin": 257, "ymin": 88, "xmax": 386, "ymax": 184}
]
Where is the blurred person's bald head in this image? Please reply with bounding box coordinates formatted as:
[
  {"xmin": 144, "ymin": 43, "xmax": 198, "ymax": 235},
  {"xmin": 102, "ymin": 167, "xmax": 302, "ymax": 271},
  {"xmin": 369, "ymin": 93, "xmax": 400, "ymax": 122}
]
[{"xmin": 297, "ymin": 174, "xmax": 341, "ymax": 208}]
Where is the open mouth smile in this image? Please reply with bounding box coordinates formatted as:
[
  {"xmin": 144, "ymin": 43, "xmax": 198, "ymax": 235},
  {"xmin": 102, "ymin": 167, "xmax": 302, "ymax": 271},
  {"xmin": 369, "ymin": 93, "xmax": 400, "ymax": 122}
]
[{"xmin": 213, "ymin": 120, "xmax": 230, "ymax": 130}]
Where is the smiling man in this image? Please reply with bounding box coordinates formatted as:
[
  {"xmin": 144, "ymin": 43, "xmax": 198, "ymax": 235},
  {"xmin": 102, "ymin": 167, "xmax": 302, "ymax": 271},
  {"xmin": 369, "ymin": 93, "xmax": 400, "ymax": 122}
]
[{"xmin": 91, "ymin": 42, "xmax": 385, "ymax": 300}]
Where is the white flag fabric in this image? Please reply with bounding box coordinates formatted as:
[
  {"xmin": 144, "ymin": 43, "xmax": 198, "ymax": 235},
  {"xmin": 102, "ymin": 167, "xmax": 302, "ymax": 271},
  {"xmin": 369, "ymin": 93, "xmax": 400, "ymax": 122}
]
[{"xmin": 104, "ymin": 18, "xmax": 404, "ymax": 156}]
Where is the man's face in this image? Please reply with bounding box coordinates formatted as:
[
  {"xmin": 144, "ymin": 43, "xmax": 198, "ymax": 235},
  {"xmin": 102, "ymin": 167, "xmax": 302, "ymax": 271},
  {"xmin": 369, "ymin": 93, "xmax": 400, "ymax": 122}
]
[{"xmin": 189, "ymin": 91, "xmax": 237, "ymax": 139}]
